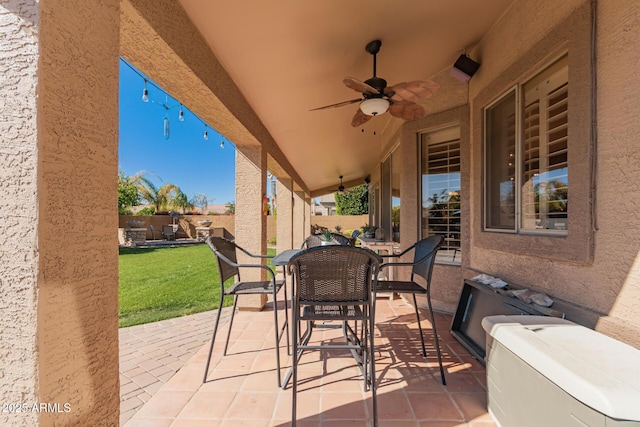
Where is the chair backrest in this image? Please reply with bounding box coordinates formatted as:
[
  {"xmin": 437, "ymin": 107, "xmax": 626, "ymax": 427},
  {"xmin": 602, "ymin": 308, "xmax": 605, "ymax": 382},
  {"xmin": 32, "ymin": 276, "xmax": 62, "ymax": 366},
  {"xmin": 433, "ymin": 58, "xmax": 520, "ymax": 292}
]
[
  {"xmin": 331, "ymin": 232, "xmax": 352, "ymax": 246},
  {"xmin": 411, "ymin": 235, "xmax": 444, "ymax": 286},
  {"xmin": 206, "ymin": 236, "xmax": 239, "ymax": 284},
  {"xmin": 351, "ymin": 229, "xmax": 361, "ymax": 238},
  {"xmin": 301, "ymin": 234, "xmax": 323, "ymax": 249},
  {"xmin": 149, "ymin": 224, "xmax": 156, "ymax": 239},
  {"xmin": 289, "ymin": 246, "xmax": 381, "ymax": 305}
]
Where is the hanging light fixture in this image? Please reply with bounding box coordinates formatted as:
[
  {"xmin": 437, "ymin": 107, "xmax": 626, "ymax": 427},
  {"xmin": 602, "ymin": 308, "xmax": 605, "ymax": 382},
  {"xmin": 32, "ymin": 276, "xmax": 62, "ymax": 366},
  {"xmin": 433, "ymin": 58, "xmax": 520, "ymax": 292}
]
[
  {"xmin": 220, "ymin": 137, "xmax": 225, "ymax": 149},
  {"xmin": 359, "ymin": 98, "xmax": 389, "ymax": 116},
  {"xmin": 141, "ymin": 79, "xmax": 149, "ymax": 102},
  {"xmin": 203, "ymin": 126, "xmax": 209, "ymax": 140},
  {"xmin": 163, "ymin": 115, "xmax": 170, "ymax": 139},
  {"xmin": 178, "ymin": 104, "xmax": 184, "ymax": 121}
]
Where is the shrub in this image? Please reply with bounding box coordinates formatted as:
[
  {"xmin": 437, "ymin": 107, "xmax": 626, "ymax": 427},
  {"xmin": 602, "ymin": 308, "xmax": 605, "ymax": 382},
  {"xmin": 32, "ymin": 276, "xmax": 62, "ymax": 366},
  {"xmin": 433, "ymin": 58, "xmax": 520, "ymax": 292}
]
[{"xmin": 136, "ymin": 206, "xmax": 156, "ymax": 216}]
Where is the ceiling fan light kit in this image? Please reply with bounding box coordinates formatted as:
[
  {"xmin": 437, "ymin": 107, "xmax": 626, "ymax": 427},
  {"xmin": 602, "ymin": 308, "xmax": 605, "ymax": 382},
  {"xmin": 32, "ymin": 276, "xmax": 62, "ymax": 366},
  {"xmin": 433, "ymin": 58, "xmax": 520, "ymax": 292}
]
[{"xmin": 360, "ymin": 98, "xmax": 390, "ymax": 116}]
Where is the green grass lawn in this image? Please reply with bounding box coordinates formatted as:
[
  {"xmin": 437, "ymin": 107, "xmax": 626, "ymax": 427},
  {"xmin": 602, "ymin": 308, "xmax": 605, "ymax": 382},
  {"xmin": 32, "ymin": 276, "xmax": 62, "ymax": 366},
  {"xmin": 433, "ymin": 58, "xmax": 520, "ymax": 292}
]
[{"xmin": 118, "ymin": 244, "xmax": 276, "ymax": 328}]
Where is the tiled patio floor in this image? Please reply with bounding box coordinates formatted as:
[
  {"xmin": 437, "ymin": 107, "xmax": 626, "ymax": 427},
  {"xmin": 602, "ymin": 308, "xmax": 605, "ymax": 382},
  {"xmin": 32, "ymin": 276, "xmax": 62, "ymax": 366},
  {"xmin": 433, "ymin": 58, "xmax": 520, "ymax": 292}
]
[{"xmin": 122, "ymin": 298, "xmax": 494, "ymax": 427}]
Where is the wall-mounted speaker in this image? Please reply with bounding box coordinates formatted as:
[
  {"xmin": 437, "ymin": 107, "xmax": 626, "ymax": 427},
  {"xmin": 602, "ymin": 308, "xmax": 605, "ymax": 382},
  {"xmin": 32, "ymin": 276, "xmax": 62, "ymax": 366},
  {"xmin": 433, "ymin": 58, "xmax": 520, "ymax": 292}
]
[{"xmin": 450, "ymin": 54, "xmax": 480, "ymax": 83}]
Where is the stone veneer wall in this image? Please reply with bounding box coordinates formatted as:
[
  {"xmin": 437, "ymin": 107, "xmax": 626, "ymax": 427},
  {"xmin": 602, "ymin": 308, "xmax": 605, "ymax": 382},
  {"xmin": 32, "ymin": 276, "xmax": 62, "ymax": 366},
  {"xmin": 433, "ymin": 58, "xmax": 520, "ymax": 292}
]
[{"xmin": 0, "ymin": 2, "xmax": 40, "ymax": 426}]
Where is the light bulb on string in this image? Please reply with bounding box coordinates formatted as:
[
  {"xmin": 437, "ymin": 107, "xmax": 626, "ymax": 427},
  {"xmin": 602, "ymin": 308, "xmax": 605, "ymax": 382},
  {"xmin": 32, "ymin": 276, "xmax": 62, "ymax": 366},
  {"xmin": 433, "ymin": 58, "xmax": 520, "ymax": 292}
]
[
  {"xmin": 220, "ymin": 137, "xmax": 225, "ymax": 149},
  {"xmin": 163, "ymin": 115, "xmax": 170, "ymax": 139},
  {"xmin": 142, "ymin": 80, "xmax": 149, "ymax": 102},
  {"xmin": 178, "ymin": 104, "xmax": 184, "ymax": 121},
  {"xmin": 203, "ymin": 127, "xmax": 209, "ymax": 140}
]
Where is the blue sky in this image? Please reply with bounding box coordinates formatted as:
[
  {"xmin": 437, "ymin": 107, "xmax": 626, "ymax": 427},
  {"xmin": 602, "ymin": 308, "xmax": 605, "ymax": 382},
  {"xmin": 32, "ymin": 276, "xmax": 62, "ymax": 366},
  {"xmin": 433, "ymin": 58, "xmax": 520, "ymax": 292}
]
[{"xmin": 118, "ymin": 59, "xmax": 236, "ymax": 206}]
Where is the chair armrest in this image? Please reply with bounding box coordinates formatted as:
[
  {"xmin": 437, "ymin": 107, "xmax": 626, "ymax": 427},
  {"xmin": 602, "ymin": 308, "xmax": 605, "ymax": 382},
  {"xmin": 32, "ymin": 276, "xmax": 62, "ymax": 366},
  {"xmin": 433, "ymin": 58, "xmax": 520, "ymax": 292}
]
[
  {"xmin": 236, "ymin": 245, "xmax": 273, "ymax": 259},
  {"xmin": 379, "ymin": 244, "xmax": 415, "ymax": 258},
  {"xmin": 380, "ymin": 261, "xmax": 417, "ymax": 272},
  {"xmin": 236, "ymin": 263, "xmax": 277, "ymax": 280},
  {"xmin": 214, "ymin": 251, "xmax": 276, "ymax": 279}
]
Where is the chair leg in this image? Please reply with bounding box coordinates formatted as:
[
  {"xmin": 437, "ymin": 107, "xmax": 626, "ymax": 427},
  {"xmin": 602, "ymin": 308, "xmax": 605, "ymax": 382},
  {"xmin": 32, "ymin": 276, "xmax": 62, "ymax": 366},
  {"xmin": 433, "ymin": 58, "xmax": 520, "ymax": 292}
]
[
  {"xmin": 272, "ymin": 289, "xmax": 282, "ymax": 388},
  {"xmin": 426, "ymin": 292, "xmax": 446, "ymax": 385},
  {"xmin": 282, "ymin": 280, "xmax": 291, "ymax": 356},
  {"xmin": 412, "ymin": 294, "xmax": 428, "ymax": 358},
  {"xmin": 203, "ymin": 293, "xmax": 225, "ymax": 383},
  {"xmin": 291, "ymin": 302, "xmax": 298, "ymax": 425},
  {"xmin": 223, "ymin": 296, "xmax": 238, "ymax": 356},
  {"xmin": 369, "ymin": 305, "xmax": 378, "ymax": 427}
]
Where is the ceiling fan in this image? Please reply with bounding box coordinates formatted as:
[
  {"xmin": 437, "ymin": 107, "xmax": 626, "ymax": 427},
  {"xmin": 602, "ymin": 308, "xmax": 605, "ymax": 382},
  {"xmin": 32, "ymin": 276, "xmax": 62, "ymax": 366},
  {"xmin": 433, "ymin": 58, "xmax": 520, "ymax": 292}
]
[
  {"xmin": 337, "ymin": 175, "xmax": 352, "ymax": 194},
  {"xmin": 311, "ymin": 40, "xmax": 439, "ymax": 127}
]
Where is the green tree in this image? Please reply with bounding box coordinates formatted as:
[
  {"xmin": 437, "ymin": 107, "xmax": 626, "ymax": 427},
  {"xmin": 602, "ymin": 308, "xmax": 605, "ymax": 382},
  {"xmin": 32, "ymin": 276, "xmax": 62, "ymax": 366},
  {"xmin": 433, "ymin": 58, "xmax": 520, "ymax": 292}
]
[
  {"xmin": 134, "ymin": 175, "xmax": 181, "ymax": 212},
  {"xmin": 171, "ymin": 190, "xmax": 195, "ymax": 214},
  {"xmin": 224, "ymin": 201, "xmax": 236, "ymax": 214},
  {"xmin": 334, "ymin": 185, "xmax": 369, "ymax": 215},
  {"xmin": 118, "ymin": 171, "xmax": 139, "ymax": 215}
]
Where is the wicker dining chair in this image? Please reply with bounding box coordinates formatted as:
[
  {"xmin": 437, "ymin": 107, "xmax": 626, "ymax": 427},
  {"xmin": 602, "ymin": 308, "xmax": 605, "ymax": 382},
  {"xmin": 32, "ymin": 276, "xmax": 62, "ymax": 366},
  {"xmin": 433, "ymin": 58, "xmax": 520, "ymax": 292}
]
[
  {"xmin": 203, "ymin": 236, "xmax": 289, "ymax": 387},
  {"xmin": 300, "ymin": 234, "xmax": 323, "ymax": 249},
  {"xmin": 287, "ymin": 245, "xmax": 381, "ymax": 427},
  {"xmin": 377, "ymin": 235, "xmax": 447, "ymax": 385}
]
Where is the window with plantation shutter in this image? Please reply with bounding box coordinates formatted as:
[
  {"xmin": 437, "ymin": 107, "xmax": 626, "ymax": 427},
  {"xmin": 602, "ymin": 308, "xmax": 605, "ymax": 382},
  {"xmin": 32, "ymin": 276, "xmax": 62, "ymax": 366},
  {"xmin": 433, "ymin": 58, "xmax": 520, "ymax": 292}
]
[
  {"xmin": 484, "ymin": 55, "xmax": 568, "ymax": 235},
  {"xmin": 421, "ymin": 126, "xmax": 461, "ymax": 264}
]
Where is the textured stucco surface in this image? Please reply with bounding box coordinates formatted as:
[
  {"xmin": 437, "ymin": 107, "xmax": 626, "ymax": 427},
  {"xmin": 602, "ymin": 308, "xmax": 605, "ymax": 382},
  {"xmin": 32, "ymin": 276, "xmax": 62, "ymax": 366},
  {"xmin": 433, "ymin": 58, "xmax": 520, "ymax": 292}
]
[
  {"xmin": 235, "ymin": 147, "xmax": 268, "ymax": 310},
  {"xmin": 37, "ymin": 0, "xmax": 121, "ymax": 425},
  {"xmin": 0, "ymin": 2, "xmax": 40, "ymax": 426},
  {"xmin": 463, "ymin": 0, "xmax": 640, "ymax": 347},
  {"xmin": 276, "ymin": 178, "xmax": 294, "ymax": 254}
]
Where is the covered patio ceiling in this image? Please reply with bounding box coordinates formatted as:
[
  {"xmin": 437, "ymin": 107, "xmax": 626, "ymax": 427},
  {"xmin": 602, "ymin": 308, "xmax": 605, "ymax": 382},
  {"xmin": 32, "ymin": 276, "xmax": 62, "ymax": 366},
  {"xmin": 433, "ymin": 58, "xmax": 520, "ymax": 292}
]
[{"xmin": 177, "ymin": 0, "xmax": 514, "ymax": 195}]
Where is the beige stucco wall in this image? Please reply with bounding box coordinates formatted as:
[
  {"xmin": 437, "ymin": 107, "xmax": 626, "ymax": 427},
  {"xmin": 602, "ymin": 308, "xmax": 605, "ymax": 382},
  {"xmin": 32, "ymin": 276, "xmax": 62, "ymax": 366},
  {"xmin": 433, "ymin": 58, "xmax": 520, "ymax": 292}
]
[
  {"xmin": 2, "ymin": 1, "xmax": 120, "ymax": 426},
  {"xmin": 37, "ymin": 0, "xmax": 121, "ymax": 425},
  {"xmin": 0, "ymin": 2, "xmax": 40, "ymax": 425},
  {"xmin": 462, "ymin": 0, "xmax": 640, "ymax": 347}
]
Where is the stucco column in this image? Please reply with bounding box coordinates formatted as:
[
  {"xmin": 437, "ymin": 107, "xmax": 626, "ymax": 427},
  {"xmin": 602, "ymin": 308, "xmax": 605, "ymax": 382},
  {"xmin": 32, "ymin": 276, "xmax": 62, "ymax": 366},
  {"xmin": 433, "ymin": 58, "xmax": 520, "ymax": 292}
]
[
  {"xmin": 304, "ymin": 194, "xmax": 312, "ymax": 238},
  {"xmin": 0, "ymin": 1, "xmax": 120, "ymax": 426},
  {"xmin": 276, "ymin": 177, "xmax": 294, "ymax": 254},
  {"xmin": 293, "ymin": 189, "xmax": 306, "ymax": 248},
  {"xmin": 235, "ymin": 146, "xmax": 268, "ymax": 310}
]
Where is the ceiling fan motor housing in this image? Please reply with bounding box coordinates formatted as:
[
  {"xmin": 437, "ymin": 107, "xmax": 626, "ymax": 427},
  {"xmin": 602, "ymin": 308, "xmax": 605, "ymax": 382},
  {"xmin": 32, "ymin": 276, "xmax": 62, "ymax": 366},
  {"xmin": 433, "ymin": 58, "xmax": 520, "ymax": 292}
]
[{"xmin": 364, "ymin": 77, "xmax": 387, "ymax": 95}]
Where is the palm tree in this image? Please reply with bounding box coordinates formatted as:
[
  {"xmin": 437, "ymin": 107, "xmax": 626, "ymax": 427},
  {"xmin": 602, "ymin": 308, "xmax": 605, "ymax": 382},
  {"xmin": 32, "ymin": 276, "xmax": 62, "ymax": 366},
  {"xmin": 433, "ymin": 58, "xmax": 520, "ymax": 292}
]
[
  {"xmin": 171, "ymin": 190, "xmax": 195, "ymax": 214},
  {"xmin": 134, "ymin": 175, "xmax": 181, "ymax": 212}
]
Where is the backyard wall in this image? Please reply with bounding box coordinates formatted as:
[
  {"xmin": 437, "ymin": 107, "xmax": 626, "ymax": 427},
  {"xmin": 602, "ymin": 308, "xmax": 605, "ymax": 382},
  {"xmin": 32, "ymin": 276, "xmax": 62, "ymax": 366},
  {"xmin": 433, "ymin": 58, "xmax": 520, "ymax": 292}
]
[{"xmin": 119, "ymin": 214, "xmax": 368, "ymax": 242}]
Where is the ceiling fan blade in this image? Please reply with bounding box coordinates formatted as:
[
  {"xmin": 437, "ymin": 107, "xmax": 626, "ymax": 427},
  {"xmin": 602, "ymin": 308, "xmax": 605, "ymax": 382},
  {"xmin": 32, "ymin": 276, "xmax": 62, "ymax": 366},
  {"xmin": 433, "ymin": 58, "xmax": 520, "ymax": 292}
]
[
  {"xmin": 389, "ymin": 100, "xmax": 426, "ymax": 121},
  {"xmin": 351, "ymin": 107, "xmax": 373, "ymax": 127},
  {"xmin": 389, "ymin": 80, "xmax": 439, "ymax": 102},
  {"xmin": 310, "ymin": 98, "xmax": 362, "ymax": 111},
  {"xmin": 343, "ymin": 76, "xmax": 379, "ymax": 94}
]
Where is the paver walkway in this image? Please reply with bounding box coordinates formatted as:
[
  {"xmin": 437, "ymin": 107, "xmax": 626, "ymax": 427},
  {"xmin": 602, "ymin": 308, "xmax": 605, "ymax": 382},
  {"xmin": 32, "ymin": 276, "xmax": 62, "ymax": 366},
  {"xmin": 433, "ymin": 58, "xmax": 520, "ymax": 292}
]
[{"xmin": 119, "ymin": 309, "xmax": 230, "ymax": 425}]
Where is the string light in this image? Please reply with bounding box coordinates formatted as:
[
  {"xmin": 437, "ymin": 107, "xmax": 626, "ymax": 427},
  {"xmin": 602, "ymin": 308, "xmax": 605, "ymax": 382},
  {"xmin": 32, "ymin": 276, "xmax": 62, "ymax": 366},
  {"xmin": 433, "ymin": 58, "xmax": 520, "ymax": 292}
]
[
  {"xmin": 120, "ymin": 57, "xmax": 231, "ymax": 148},
  {"xmin": 141, "ymin": 79, "xmax": 149, "ymax": 102}
]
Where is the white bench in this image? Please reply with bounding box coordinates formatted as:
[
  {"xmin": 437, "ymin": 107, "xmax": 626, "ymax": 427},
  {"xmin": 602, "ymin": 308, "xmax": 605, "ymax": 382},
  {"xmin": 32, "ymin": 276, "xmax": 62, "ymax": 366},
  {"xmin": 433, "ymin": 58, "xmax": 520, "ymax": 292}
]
[{"xmin": 482, "ymin": 315, "xmax": 640, "ymax": 427}]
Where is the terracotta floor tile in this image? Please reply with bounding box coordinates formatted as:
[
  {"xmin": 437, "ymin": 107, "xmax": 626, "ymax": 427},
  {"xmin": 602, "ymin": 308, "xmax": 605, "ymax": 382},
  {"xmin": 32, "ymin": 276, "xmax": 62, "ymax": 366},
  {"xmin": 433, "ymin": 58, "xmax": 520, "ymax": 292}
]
[
  {"xmin": 177, "ymin": 391, "xmax": 235, "ymax": 419},
  {"xmin": 171, "ymin": 419, "xmax": 221, "ymax": 427},
  {"xmin": 225, "ymin": 392, "xmax": 279, "ymax": 419},
  {"xmin": 450, "ymin": 393, "xmax": 492, "ymax": 423},
  {"xmin": 376, "ymin": 391, "xmax": 414, "ymax": 420},
  {"xmin": 320, "ymin": 392, "xmax": 367, "ymax": 420},
  {"xmin": 121, "ymin": 301, "xmax": 489, "ymax": 426},
  {"xmin": 407, "ymin": 392, "xmax": 463, "ymax": 421},
  {"xmin": 131, "ymin": 390, "xmax": 194, "ymax": 419}
]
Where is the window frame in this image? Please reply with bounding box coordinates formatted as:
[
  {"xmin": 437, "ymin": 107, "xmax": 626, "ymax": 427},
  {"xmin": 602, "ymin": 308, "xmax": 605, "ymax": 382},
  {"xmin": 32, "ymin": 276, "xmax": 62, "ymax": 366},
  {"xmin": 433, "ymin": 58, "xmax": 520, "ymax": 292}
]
[
  {"xmin": 419, "ymin": 125, "xmax": 462, "ymax": 265},
  {"xmin": 483, "ymin": 55, "xmax": 569, "ymax": 236}
]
